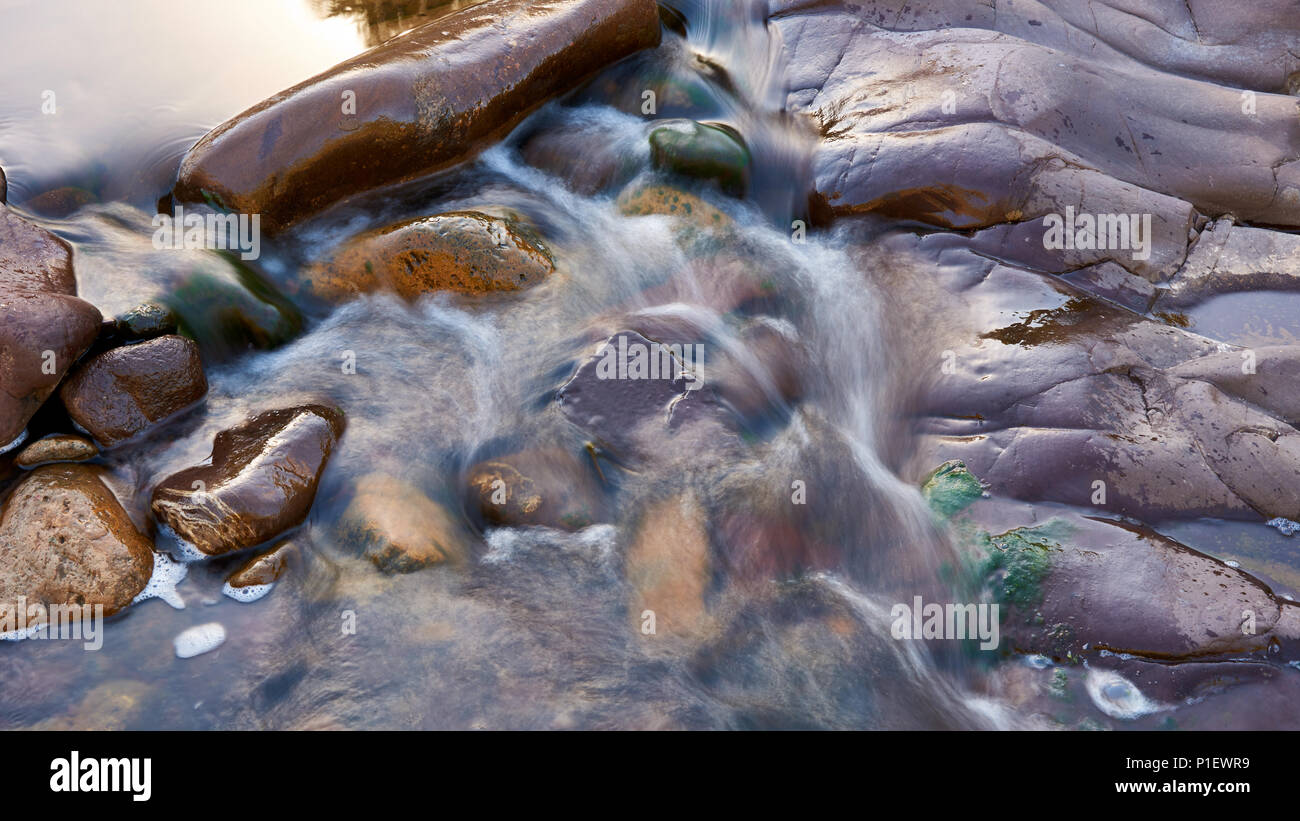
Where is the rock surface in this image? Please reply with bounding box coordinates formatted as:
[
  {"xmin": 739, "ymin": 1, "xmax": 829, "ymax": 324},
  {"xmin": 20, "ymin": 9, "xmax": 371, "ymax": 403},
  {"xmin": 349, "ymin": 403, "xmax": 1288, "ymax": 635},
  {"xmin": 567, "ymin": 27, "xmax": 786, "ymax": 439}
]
[
  {"xmin": 0, "ymin": 205, "xmax": 102, "ymax": 447},
  {"xmin": 303, "ymin": 211, "xmax": 554, "ymax": 302},
  {"xmin": 465, "ymin": 447, "xmax": 607, "ymax": 531},
  {"xmin": 172, "ymin": 0, "xmax": 662, "ymax": 231},
  {"xmin": 339, "ymin": 473, "xmax": 465, "ymax": 573},
  {"xmin": 60, "ymin": 335, "xmax": 208, "ymax": 447},
  {"xmin": 14, "ymin": 434, "xmax": 98, "ymax": 468},
  {"xmin": 226, "ymin": 540, "xmax": 295, "ymax": 588},
  {"xmin": 151, "ymin": 405, "xmax": 345, "ymax": 556},
  {"xmin": 0, "ymin": 465, "xmax": 154, "ymax": 621}
]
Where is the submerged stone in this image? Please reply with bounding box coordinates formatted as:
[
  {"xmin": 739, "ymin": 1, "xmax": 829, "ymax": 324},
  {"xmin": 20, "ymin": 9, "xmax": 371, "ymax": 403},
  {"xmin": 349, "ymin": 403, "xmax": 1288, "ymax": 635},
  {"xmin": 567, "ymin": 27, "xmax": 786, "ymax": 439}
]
[
  {"xmin": 303, "ymin": 211, "xmax": 554, "ymax": 303},
  {"xmin": 920, "ymin": 460, "xmax": 985, "ymax": 518},
  {"xmin": 649, "ymin": 120, "xmax": 751, "ymax": 197}
]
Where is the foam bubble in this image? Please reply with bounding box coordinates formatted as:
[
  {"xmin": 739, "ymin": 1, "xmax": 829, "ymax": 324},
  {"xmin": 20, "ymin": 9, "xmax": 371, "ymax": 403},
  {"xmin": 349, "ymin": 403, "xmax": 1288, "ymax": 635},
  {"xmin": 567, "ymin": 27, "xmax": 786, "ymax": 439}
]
[
  {"xmin": 155, "ymin": 524, "xmax": 210, "ymax": 563},
  {"xmin": 1268, "ymin": 517, "xmax": 1300, "ymax": 537},
  {"xmin": 483, "ymin": 523, "xmax": 617, "ymax": 564},
  {"xmin": 1085, "ymin": 668, "xmax": 1166, "ymax": 720},
  {"xmin": 133, "ymin": 551, "xmax": 189, "ymax": 609},
  {"xmin": 221, "ymin": 582, "xmax": 273, "ymax": 603},
  {"xmin": 173, "ymin": 622, "xmax": 226, "ymax": 658}
]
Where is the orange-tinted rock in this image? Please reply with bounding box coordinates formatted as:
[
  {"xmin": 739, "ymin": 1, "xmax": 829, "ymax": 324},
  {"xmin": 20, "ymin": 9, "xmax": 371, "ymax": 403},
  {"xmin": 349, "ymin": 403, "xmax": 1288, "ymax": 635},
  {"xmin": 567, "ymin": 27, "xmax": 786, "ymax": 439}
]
[
  {"xmin": 625, "ymin": 492, "xmax": 713, "ymax": 640},
  {"xmin": 22, "ymin": 186, "xmax": 97, "ymax": 219},
  {"xmin": 172, "ymin": 0, "xmax": 661, "ymax": 232},
  {"xmin": 465, "ymin": 447, "xmax": 606, "ymax": 531},
  {"xmin": 616, "ymin": 183, "xmax": 731, "ymax": 230},
  {"xmin": 0, "ymin": 465, "xmax": 154, "ymax": 622},
  {"xmin": 226, "ymin": 540, "xmax": 295, "ymax": 588},
  {"xmin": 60, "ymin": 335, "xmax": 207, "ymax": 447},
  {"xmin": 303, "ymin": 211, "xmax": 553, "ymax": 302},
  {"xmin": 339, "ymin": 473, "xmax": 465, "ymax": 573},
  {"xmin": 14, "ymin": 434, "xmax": 98, "ymax": 468},
  {"xmin": 151, "ymin": 405, "xmax": 345, "ymax": 556}
]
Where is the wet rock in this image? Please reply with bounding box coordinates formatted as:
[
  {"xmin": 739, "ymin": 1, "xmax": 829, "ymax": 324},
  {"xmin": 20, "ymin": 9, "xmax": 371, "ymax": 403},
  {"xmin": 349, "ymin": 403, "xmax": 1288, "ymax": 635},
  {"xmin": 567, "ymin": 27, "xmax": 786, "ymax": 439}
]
[
  {"xmin": 556, "ymin": 329, "xmax": 727, "ymax": 463},
  {"xmin": 112, "ymin": 303, "xmax": 179, "ymax": 343},
  {"xmin": 172, "ymin": 0, "xmax": 661, "ymax": 232},
  {"xmin": 226, "ymin": 540, "xmax": 295, "ymax": 588},
  {"xmin": 960, "ymin": 504, "xmax": 1300, "ymax": 663},
  {"xmin": 338, "ymin": 473, "xmax": 466, "ymax": 573},
  {"xmin": 34, "ymin": 680, "xmax": 152, "ymax": 731},
  {"xmin": 625, "ymin": 492, "xmax": 713, "ymax": 641},
  {"xmin": 1288, "ymin": 71, "xmax": 1300, "ymax": 96},
  {"xmin": 302, "ymin": 211, "xmax": 554, "ymax": 303},
  {"xmin": 151, "ymin": 405, "xmax": 345, "ymax": 557},
  {"xmin": 14, "ymin": 434, "xmax": 98, "ymax": 468},
  {"xmin": 22, "ymin": 186, "xmax": 97, "ymax": 219},
  {"xmin": 649, "ymin": 120, "xmax": 750, "ymax": 197},
  {"xmin": 0, "ymin": 166, "xmax": 5, "ymax": 203},
  {"xmin": 1156, "ymin": 218, "xmax": 1300, "ymax": 310},
  {"xmin": 0, "ymin": 464, "xmax": 154, "ymax": 621},
  {"xmin": 0, "ymin": 207, "xmax": 103, "ymax": 447},
  {"xmin": 778, "ymin": 7, "xmax": 1300, "ymax": 229},
  {"xmin": 59, "ymin": 335, "xmax": 207, "ymax": 447},
  {"xmin": 617, "ymin": 183, "xmax": 732, "ymax": 231},
  {"xmin": 161, "ymin": 261, "xmax": 302, "ymax": 361},
  {"xmin": 465, "ymin": 447, "xmax": 606, "ymax": 531}
]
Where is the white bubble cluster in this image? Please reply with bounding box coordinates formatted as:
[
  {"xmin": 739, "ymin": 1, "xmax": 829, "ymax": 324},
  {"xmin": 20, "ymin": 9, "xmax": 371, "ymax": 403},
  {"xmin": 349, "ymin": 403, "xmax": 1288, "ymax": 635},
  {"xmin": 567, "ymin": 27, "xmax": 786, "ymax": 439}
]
[
  {"xmin": 132, "ymin": 551, "xmax": 189, "ymax": 610},
  {"xmin": 173, "ymin": 622, "xmax": 226, "ymax": 659},
  {"xmin": 221, "ymin": 582, "xmax": 273, "ymax": 603}
]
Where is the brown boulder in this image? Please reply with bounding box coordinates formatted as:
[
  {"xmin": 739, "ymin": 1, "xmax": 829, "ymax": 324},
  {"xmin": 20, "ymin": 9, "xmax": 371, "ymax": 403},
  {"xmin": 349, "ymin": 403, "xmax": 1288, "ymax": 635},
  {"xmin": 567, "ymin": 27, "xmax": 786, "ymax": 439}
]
[
  {"xmin": 302, "ymin": 211, "xmax": 553, "ymax": 302},
  {"xmin": 465, "ymin": 447, "xmax": 607, "ymax": 531},
  {"xmin": 226, "ymin": 540, "xmax": 296, "ymax": 588},
  {"xmin": 59, "ymin": 335, "xmax": 207, "ymax": 447},
  {"xmin": 0, "ymin": 206, "xmax": 102, "ymax": 448},
  {"xmin": 172, "ymin": 0, "xmax": 661, "ymax": 232},
  {"xmin": 150, "ymin": 405, "xmax": 345, "ymax": 556},
  {"xmin": 0, "ymin": 465, "xmax": 154, "ymax": 622},
  {"xmin": 339, "ymin": 473, "xmax": 466, "ymax": 573}
]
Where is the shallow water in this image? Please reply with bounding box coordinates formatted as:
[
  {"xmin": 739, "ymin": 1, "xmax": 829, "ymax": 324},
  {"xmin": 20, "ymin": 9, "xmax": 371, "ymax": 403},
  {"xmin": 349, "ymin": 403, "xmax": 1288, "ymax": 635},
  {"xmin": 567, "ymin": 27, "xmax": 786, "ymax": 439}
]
[{"xmin": 1, "ymin": 0, "xmax": 1225, "ymax": 730}]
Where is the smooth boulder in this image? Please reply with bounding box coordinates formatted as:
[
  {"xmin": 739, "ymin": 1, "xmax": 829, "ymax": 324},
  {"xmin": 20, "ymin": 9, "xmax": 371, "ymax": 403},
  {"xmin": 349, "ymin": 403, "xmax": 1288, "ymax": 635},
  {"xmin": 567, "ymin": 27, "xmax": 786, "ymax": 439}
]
[
  {"xmin": 172, "ymin": 0, "xmax": 661, "ymax": 232},
  {"xmin": 60, "ymin": 335, "xmax": 208, "ymax": 447},
  {"xmin": 302, "ymin": 211, "xmax": 553, "ymax": 302},
  {"xmin": 151, "ymin": 405, "xmax": 345, "ymax": 556},
  {"xmin": 0, "ymin": 465, "xmax": 154, "ymax": 622}
]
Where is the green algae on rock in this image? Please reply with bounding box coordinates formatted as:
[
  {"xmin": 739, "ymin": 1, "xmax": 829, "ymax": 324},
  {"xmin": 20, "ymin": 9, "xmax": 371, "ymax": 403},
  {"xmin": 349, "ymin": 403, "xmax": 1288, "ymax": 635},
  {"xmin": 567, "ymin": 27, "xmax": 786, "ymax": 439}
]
[{"xmin": 920, "ymin": 460, "xmax": 985, "ymax": 518}]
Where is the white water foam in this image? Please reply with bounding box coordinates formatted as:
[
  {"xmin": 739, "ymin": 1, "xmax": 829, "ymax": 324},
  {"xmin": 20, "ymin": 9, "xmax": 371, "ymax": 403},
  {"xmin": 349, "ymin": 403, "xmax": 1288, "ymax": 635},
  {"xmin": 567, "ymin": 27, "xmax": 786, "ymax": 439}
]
[
  {"xmin": 221, "ymin": 582, "xmax": 273, "ymax": 603},
  {"xmin": 1084, "ymin": 668, "xmax": 1167, "ymax": 720},
  {"xmin": 173, "ymin": 622, "xmax": 225, "ymax": 658},
  {"xmin": 132, "ymin": 551, "xmax": 188, "ymax": 609}
]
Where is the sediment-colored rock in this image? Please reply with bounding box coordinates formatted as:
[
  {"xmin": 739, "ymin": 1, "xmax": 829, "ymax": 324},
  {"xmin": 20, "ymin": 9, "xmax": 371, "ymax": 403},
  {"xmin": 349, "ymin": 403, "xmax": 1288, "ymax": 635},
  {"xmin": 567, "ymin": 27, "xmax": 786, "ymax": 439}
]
[
  {"xmin": 465, "ymin": 447, "xmax": 606, "ymax": 531},
  {"xmin": 302, "ymin": 211, "xmax": 553, "ymax": 302},
  {"xmin": 625, "ymin": 492, "xmax": 712, "ymax": 640},
  {"xmin": 339, "ymin": 473, "xmax": 465, "ymax": 573},
  {"xmin": 226, "ymin": 540, "xmax": 295, "ymax": 588},
  {"xmin": 0, "ymin": 464, "xmax": 154, "ymax": 622},
  {"xmin": 172, "ymin": 0, "xmax": 661, "ymax": 232},
  {"xmin": 60, "ymin": 335, "xmax": 208, "ymax": 447},
  {"xmin": 150, "ymin": 405, "xmax": 345, "ymax": 556},
  {"xmin": 14, "ymin": 434, "xmax": 98, "ymax": 468}
]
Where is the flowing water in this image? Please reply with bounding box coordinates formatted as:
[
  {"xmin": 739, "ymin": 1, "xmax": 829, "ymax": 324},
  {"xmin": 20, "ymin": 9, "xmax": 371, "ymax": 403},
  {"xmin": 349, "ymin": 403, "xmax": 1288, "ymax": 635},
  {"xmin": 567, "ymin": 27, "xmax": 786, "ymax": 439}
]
[{"xmin": 0, "ymin": 0, "xmax": 1030, "ymax": 729}]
